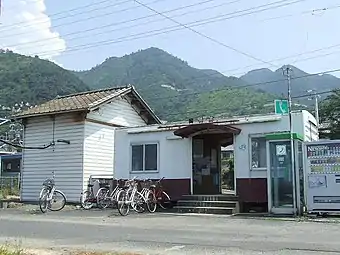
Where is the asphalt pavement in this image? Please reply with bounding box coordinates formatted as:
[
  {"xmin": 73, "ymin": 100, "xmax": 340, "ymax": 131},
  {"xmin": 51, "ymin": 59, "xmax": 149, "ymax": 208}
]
[{"xmin": 0, "ymin": 207, "xmax": 340, "ymax": 254}]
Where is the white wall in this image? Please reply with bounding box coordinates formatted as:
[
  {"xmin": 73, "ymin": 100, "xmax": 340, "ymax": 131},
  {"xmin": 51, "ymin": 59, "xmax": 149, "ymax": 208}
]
[
  {"xmin": 114, "ymin": 129, "xmax": 191, "ymax": 180},
  {"xmin": 83, "ymin": 121, "xmax": 115, "ymax": 189},
  {"xmin": 21, "ymin": 114, "xmax": 84, "ymax": 203},
  {"xmin": 233, "ymin": 112, "xmax": 310, "ymax": 179},
  {"xmin": 87, "ymin": 96, "xmax": 146, "ymax": 127},
  {"xmin": 302, "ymin": 110, "xmax": 318, "ymax": 141}
]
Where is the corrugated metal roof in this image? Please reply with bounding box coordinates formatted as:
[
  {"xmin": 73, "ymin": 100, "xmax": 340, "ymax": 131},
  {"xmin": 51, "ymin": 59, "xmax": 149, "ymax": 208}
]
[{"xmin": 15, "ymin": 86, "xmax": 132, "ymax": 118}]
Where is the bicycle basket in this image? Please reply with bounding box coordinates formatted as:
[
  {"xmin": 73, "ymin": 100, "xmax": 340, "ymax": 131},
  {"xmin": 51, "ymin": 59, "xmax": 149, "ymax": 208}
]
[{"xmin": 43, "ymin": 178, "xmax": 55, "ymax": 187}]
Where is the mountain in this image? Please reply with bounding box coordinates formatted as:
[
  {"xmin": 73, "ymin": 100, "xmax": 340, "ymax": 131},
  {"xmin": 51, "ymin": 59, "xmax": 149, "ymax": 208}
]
[
  {"xmin": 0, "ymin": 50, "xmax": 89, "ymax": 112},
  {"xmin": 240, "ymin": 66, "xmax": 340, "ymax": 102},
  {"xmin": 74, "ymin": 47, "xmax": 277, "ymax": 121},
  {"xmin": 2, "ymin": 47, "xmax": 339, "ymax": 124}
]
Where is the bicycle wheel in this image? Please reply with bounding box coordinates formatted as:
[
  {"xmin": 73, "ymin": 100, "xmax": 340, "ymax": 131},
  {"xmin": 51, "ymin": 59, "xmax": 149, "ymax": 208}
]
[
  {"xmin": 158, "ymin": 191, "xmax": 171, "ymax": 210},
  {"xmin": 96, "ymin": 188, "xmax": 110, "ymax": 209},
  {"xmin": 146, "ymin": 190, "xmax": 157, "ymax": 213},
  {"xmin": 48, "ymin": 190, "xmax": 66, "ymax": 211},
  {"xmin": 131, "ymin": 191, "xmax": 146, "ymax": 213},
  {"xmin": 80, "ymin": 191, "xmax": 94, "ymax": 210},
  {"xmin": 117, "ymin": 190, "xmax": 130, "ymax": 216},
  {"xmin": 39, "ymin": 188, "xmax": 49, "ymax": 213}
]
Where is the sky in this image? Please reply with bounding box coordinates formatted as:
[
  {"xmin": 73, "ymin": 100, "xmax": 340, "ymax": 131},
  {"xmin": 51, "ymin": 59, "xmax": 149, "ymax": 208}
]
[{"xmin": 0, "ymin": 0, "xmax": 339, "ymax": 77}]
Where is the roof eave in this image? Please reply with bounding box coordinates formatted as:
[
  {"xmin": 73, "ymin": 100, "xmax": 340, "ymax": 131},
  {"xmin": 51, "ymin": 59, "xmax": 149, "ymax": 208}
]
[{"xmin": 13, "ymin": 108, "xmax": 89, "ymax": 120}]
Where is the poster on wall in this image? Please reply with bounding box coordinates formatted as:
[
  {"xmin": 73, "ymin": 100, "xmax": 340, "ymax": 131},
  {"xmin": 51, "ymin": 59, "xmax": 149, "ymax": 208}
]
[{"xmin": 306, "ymin": 143, "xmax": 340, "ymax": 173}]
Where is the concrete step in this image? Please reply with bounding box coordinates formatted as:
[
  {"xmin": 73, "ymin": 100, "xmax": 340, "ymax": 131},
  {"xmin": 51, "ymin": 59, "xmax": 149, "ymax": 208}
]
[
  {"xmin": 177, "ymin": 200, "xmax": 237, "ymax": 208},
  {"xmin": 174, "ymin": 206, "xmax": 235, "ymax": 215},
  {"xmin": 180, "ymin": 194, "xmax": 238, "ymax": 202}
]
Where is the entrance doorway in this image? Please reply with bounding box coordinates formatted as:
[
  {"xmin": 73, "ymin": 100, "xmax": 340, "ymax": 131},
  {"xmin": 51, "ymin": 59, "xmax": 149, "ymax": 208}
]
[
  {"xmin": 173, "ymin": 123, "xmax": 241, "ymax": 196},
  {"xmin": 192, "ymin": 135, "xmax": 221, "ymax": 195}
]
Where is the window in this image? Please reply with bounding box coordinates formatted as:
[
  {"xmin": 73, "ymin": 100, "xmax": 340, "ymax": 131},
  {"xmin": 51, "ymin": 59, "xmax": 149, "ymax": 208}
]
[
  {"xmin": 2, "ymin": 159, "xmax": 21, "ymax": 172},
  {"xmin": 251, "ymin": 137, "xmax": 267, "ymax": 169},
  {"xmin": 131, "ymin": 143, "xmax": 158, "ymax": 172}
]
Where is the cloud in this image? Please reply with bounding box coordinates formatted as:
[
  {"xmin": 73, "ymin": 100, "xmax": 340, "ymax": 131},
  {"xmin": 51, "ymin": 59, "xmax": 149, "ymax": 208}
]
[{"xmin": 0, "ymin": 0, "xmax": 66, "ymax": 62}]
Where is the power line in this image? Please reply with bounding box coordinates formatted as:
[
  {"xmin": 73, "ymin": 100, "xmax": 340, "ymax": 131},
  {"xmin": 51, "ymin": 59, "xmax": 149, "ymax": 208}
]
[
  {"xmin": 133, "ymin": 0, "xmax": 285, "ymax": 67},
  {"xmin": 228, "ymin": 45, "xmax": 340, "ymax": 77},
  {"xmin": 259, "ymin": 4, "xmax": 340, "ymax": 22},
  {"xmin": 28, "ymin": 0, "xmax": 307, "ymax": 58},
  {"xmin": 158, "ymin": 86, "xmax": 336, "ymax": 119},
  {"xmin": 6, "ymin": 0, "xmax": 238, "ymax": 50},
  {"xmin": 292, "ymin": 89, "xmax": 337, "ymax": 99},
  {"xmin": 2, "ymin": 0, "xmax": 294, "ymax": 43},
  {"xmin": 137, "ymin": 67, "xmax": 340, "ymax": 103},
  {"xmin": 0, "ymin": 0, "xmax": 131, "ymax": 32},
  {"xmin": 0, "ymin": 0, "xmax": 166, "ymax": 38}
]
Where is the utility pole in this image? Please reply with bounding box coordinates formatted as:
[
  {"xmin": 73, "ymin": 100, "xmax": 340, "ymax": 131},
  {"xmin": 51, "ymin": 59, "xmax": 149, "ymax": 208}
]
[
  {"xmin": 282, "ymin": 66, "xmax": 297, "ymax": 216},
  {"xmin": 307, "ymin": 89, "xmax": 320, "ymax": 127}
]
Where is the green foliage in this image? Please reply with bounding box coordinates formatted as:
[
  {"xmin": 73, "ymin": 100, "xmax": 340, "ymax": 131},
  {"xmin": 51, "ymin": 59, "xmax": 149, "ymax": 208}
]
[
  {"xmin": 180, "ymin": 88, "xmax": 276, "ymax": 121},
  {"xmin": 0, "ymin": 51, "xmax": 89, "ymax": 110},
  {"xmin": 319, "ymin": 89, "xmax": 340, "ymax": 139},
  {"xmin": 240, "ymin": 66, "xmax": 340, "ymax": 104},
  {"xmin": 0, "ymin": 246, "xmax": 24, "ymax": 255},
  {"xmin": 222, "ymin": 158, "xmax": 234, "ymax": 190}
]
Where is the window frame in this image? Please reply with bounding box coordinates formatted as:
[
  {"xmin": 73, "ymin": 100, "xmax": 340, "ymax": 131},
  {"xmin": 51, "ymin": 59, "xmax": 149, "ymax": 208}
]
[
  {"xmin": 130, "ymin": 142, "xmax": 159, "ymax": 173},
  {"xmin": 249, "ymin": 134, "xmax": 267, "ymax": 171}
]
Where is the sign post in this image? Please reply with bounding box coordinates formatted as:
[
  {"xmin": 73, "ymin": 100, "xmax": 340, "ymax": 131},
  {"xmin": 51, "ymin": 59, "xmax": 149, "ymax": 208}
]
[{"xmin": 274, "ymin": 99, "xmax": 289, "ymax": 115}]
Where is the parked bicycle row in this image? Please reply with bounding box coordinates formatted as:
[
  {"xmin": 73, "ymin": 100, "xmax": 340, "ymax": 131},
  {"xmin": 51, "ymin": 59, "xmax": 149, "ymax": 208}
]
[
  {"xmin": 80, "ymin": 177, "xmax": 172, "ymax": 216},
  {"xmin": 37, "ymin": 172, "xmax": 172, "ymax": 215}
]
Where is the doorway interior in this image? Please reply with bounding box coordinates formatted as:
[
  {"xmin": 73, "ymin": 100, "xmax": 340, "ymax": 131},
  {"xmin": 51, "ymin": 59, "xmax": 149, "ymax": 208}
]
[{"xmin": 192, "ymin": 134, "xmax": 234, "ymax": 195}]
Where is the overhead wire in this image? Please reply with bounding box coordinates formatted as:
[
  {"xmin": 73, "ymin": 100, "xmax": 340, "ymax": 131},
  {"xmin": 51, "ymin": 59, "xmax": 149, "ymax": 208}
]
[
  {"xmin": 259, "ymin": 4, "xmax": 340, "ymax": 22},
  {"xmin": 160, "ymin": 86, "xmax": 337, "ymax": 119},
  {"xmin": 6, "ymin": 0, "xmax": 240, "ymax": 50},
  {"xmin": 132, "ymin": 0, "xmax": 293, "ymax": 67},
  {"xmin": 136, "ymin": 67, "xmax": 340, "ymax": 103},
  {"xmin": 25, "ymin": 0, "xmax": 307, "ymax": 59},
  {"xmin": 0, "ymin": 0, "xmax": 133, "ymax": 32}
]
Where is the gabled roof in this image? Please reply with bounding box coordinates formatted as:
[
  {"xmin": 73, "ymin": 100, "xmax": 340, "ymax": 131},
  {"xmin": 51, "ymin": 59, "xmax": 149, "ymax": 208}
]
[{"xmin": 14, "ymin": 85, "xmax": 161, "ymax": 124}]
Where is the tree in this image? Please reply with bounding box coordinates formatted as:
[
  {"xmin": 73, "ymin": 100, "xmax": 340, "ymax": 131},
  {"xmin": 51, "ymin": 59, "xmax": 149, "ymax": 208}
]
[
  {"xmin": 319, "ymin": 89, "xmax": 340, "ymax": 139},
  {"xmin": 0, "ymin": 102, "xmax": 32, "ymax": 152}
]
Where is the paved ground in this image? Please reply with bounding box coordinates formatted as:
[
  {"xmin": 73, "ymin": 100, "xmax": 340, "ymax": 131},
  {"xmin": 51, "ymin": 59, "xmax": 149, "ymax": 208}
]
[{"xmin": 0, "ymin": 207, "xmax": 340, "ymax": 254}]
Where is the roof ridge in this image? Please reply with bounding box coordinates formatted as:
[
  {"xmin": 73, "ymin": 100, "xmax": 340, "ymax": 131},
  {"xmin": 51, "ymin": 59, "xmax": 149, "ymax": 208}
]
[{"xmin": 57, "ymin": 85, "xmax": 132, "ymax": 99}]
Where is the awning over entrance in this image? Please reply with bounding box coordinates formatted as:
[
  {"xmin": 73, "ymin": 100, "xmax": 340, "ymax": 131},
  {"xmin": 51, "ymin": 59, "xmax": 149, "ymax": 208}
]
[{"xmin": 173, "ymin": 123, "xmax": 241, "ymax": 138}]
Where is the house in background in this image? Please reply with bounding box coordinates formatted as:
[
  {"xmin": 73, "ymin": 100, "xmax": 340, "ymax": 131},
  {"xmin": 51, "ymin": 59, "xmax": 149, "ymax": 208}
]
[
  {"xmin": 0, "ymin": 153, "xmax": 22, "ymax": 177},
  {"xmin": 14, "ymin": 85, "xmax": 160, "ymax": 203},
  {"xmin": 221, "ymin": 145, "xmax": 234, "ymax": 159}
]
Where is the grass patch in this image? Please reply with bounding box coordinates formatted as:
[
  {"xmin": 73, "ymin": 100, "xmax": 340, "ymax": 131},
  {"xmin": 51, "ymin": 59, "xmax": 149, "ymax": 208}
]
[{"xmin": 0, "ymin": 246, "xmax": 25, "ymax": 255}]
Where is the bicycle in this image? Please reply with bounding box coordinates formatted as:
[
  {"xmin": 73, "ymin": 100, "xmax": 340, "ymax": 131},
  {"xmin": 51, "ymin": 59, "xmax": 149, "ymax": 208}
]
[
  {"xmin": 96, "ymin": 179, "xmax": 124, "ymax": 209},
  {"xmin": 80, "ymin": 179, "xmax": 100, "ymax": 210},
  {"xmin": 116, "ymin": 178, "xmax": 146, "ymax": 216},
  {"xmin": 39, "ymin": 171, "xmax": 67, "ymax": 213},
  {"xmin": 148, "ymin": 177, "xmax": 171, "ymax": 210},
  {"xmin": 139, "ymin": 179, "xmax": 157, "ymax": 213}
]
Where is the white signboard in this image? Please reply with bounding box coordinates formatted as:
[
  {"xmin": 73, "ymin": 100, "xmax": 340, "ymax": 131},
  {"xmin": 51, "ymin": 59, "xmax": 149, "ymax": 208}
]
[{"xmin": 276, "ymin": 145, "xmax": 287, "ymax": 156}]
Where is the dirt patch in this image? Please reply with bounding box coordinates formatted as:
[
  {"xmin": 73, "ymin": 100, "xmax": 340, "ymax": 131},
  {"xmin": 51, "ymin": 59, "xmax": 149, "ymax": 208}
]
[{"xmin": 2, "ymin": 248, "xmax": 143, "ymax": 255}]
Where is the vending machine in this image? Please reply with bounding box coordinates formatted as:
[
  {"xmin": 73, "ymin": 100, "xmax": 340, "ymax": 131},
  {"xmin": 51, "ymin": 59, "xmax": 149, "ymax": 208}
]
[{"xmin": 305, "ymin": 140, "xmax": 340, "ymax": 214}]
